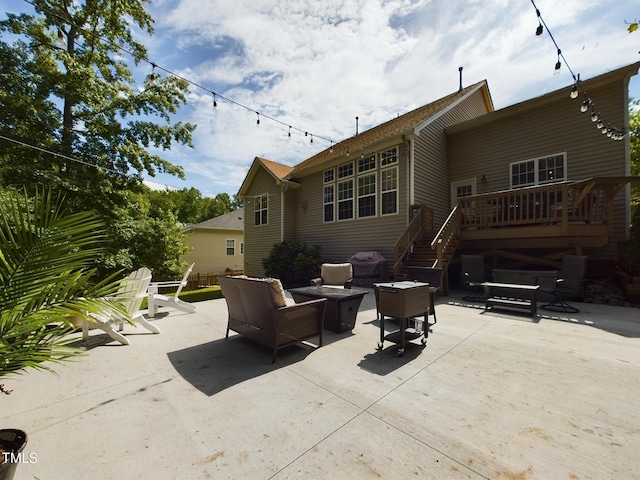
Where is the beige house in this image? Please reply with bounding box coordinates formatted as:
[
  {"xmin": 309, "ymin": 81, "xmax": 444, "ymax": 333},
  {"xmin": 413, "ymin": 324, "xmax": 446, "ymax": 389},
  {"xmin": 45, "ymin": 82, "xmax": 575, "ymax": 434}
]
[
  {"xmin": 182, "ymin": 208, "xmax": 244, "ymax": 275},
  {"xmin": 238, "ymin": 63, "xmax": 639, "ymax": 286}
]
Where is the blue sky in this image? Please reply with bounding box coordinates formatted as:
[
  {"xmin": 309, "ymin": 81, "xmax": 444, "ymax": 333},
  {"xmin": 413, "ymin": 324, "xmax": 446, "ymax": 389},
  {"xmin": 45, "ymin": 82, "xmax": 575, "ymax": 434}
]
[{"xmin": 2, "ymin": 0, "xmax": 639, "ymax": 197}]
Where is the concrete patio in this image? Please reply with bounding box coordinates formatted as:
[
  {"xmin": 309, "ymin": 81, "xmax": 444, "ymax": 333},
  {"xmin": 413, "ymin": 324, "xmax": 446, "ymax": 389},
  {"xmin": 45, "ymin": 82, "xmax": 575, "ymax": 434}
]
[{"xmin": 2, "ymin": 289, "xmax": 639, "ymax": 480}]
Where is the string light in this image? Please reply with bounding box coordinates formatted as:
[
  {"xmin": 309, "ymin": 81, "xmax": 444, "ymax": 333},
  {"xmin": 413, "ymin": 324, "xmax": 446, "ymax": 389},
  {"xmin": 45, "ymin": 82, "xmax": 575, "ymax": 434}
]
[
  {"xmin": 256, "ymin": 112, "xmax": 260, "ymax": 126},
  {"xmin": 212, "ymin": 93, "xmax": 217, "ymax": 107},
  {"xmin": 530, "ymin": 0, "xmax": 626, "ymax": 140},
  {"xmin": 20, "ymin": 0, "xmax": 336, "ymax": 149}
]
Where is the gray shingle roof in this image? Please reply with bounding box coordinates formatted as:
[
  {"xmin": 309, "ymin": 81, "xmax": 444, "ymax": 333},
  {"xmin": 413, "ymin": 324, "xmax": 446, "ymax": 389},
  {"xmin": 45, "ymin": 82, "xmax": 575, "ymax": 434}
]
[{"xmin": 190, "ymin": 208, "xmax": 244, "ymax": 231}]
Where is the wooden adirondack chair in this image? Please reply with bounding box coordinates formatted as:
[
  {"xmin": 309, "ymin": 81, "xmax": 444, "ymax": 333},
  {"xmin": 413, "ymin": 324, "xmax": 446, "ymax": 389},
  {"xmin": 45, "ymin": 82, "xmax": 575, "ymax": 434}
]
[
  {"xmin": 147, "ymin": 263, "xmax": 196, "ymax": 318},
  {"xmin": 83, "ymin": 267, "xmax": 159, "ymax": 345}
]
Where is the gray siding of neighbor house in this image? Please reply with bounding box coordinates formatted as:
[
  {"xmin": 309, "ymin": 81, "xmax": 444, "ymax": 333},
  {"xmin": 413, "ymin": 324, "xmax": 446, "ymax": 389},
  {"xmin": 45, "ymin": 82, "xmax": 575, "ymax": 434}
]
[
  {"xmin": 413, "ymin": 88, "xmax": 492, "ymax": 229},
  {"xmin": 293, "ymin": 141, "xmax": 410, "ymax": 271},
  {"xmin": 243, "ymin": 167, "xmax": 283, "ymax": 277},
  {"xmin": 447, "ymin": 77, "xmax": 630, "ymax": 261}
]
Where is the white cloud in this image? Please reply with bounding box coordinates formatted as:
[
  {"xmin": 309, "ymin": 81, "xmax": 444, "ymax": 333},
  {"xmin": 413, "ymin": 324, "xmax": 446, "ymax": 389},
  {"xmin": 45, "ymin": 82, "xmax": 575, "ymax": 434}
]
[{"xmin": 140, "ymin": 0, "xmax": 640, "ymax": 196}]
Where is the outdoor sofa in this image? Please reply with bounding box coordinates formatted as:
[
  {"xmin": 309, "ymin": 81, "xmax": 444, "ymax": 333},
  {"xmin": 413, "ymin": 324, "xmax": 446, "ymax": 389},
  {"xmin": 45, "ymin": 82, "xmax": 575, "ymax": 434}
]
[{"xmin": 218, "ymin": 276, "xmax": 327, "ymax": 362}]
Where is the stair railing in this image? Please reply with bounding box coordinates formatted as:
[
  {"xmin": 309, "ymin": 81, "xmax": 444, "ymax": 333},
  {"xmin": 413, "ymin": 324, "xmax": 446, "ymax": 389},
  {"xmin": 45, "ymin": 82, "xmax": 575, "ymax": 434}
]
[
  {"xmin": 430, "ymin": 205, "xmax": 462, "ymax": 269},
  {"xmin": 393, "ymin": 205, "xmax": 426, "ymax": 277}
]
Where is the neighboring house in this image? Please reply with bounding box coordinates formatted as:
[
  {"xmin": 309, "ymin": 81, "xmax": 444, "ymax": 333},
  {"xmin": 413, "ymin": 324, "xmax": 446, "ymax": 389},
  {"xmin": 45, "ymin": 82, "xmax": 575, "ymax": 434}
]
[
  {"xmin": 182, "ymin": 208, "xmax": 244, "ymax": 275},
  {"xmin": 238, "ymin": 62, "xmax": 639, "ymax": 285}
]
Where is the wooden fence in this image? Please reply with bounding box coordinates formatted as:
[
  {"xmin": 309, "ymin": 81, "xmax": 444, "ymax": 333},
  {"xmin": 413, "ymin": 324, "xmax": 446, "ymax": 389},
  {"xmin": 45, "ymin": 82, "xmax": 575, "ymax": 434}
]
[{"xmin": 155, "ymin": 270, "xmax": 243, "ymax": 292}]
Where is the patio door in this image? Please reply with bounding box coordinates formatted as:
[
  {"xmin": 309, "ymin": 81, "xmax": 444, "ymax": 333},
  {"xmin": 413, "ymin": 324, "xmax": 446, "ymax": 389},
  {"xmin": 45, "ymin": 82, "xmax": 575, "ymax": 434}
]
[{"xmin": 450, "ymin": 178, "xmax": 476, "ymax": 208}]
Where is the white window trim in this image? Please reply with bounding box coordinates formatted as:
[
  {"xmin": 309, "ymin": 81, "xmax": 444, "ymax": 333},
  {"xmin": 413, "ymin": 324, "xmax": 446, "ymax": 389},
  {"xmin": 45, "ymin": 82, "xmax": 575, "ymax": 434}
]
[
  {"xmin": 226, "ymin": 239, "xmax": 235, "ymax": 256},
  {"xmin": 380, "ymin": 165, "xmax": 399, "ymax": 216},
  {"xmin": 337, "ymin": 178, "xmax": 355, "ymax": 221},
  {"xmin": 254, "ymin": 193, "xmax": 268, "ymax": 226},
  {"xmin": 510, "ymin": 152, "xmax": 566, "ymax": 189},
  {"xmin": 357, "ymin": 171, "xmax": 377, "ymax": 219},
  {"xmin": 323, "ymin": 184, "xmax": 335, "ymax": 223}
]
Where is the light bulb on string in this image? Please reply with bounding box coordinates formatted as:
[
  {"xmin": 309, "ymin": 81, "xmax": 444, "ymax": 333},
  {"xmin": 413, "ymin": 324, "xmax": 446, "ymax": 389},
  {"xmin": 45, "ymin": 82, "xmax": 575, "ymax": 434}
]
[
  {"xmin": 535, "ymin": 9, "xmax": 543, "ymax": 37},
  {"xmin": 570, "ymin": 85, "xmax": 578, "ymax": 99},
  {"xmin": 310, "ymin": 135, "xmax": 313, "ymax": 144},
  {"xmin": 580, "ymin": 97, "xmax": 590, "ymax": 113},
  {"xmin": 553, "ymin": 49, "xmax": 561, "ymax": 75},
  {"xmin": 596, "ymin": 120, "xmax": 604, "ymax": 130},
  {"xmin": 212, "ymin": 93, "xmax": 217, "ymax": 108},
  {"xmin": 590, "ymin": 110, "xmax": 599, "ymax": 122},
  {"xmin": 329, "ymin": 142, "xmax": 333, "ymax": 153},
  {"xmin": 256, "ymin": 112, "xmax": 260, "ymax": 126},
  {"xmin": 288, "ymin": 126, "xmax": 291, "ymax": 138}
]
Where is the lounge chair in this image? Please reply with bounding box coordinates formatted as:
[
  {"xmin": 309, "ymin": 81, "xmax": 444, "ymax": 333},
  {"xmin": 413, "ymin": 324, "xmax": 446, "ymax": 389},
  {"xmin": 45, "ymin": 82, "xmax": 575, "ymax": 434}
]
[
  {"xmin": 462, "ymin": 255, "xmax": 487, "ymax": 302},
  {"xmin": 147, "ymin": 263, "xmax": 196, "ymax": 318},
  {"xmin": 83, "ymin": 267, "xmax": 159, "ymax": 345},
  {"xmin": 311, "ymin": 263, "xmax": 353, "ymax": 288},
  {"xmin": 539, "ymin": 255, "xmax": 588, "ymax": 313}
]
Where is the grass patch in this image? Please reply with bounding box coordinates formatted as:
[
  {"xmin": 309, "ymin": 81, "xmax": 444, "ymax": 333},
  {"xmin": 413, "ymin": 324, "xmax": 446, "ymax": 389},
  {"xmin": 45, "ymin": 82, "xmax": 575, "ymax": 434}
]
[{"xmin": 142, "ymin": 286, "xmax": 223, "ymax": 310}]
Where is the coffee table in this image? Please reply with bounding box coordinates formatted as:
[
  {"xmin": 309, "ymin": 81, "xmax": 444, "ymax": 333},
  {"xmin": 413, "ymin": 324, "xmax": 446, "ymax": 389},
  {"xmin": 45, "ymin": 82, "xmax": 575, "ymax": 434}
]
[{"xmin": 288, "ymin": 286, "xmax": 368, "ymax": 333}]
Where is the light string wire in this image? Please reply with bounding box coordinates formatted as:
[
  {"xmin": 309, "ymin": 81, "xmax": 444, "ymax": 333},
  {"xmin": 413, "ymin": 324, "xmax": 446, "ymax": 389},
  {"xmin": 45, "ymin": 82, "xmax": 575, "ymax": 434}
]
[
  {"xmin": 531, "ymin": 0, "xmax": 627, "ymax": 140},
  {"xmin": 19, "ymin": 0, "xmax": 335, "ymax": 147},
  {"xmin": 0, "ymin": 133, "xmax": 121, "ymax": 175}
]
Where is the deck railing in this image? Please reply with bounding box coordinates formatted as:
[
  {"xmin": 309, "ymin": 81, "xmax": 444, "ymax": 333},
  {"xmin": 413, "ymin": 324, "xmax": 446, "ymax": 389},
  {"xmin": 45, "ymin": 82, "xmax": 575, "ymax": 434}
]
[{"xmin": 457, "ymin": 181, "xmax": 609, "ymax": 231}]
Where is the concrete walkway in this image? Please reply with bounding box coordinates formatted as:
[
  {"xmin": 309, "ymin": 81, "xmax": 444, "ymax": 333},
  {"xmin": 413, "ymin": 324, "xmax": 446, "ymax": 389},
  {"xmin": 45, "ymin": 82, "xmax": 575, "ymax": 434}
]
[{"xmin": 2, "ymin": 290, "xmax": 639, "ymax": 479}]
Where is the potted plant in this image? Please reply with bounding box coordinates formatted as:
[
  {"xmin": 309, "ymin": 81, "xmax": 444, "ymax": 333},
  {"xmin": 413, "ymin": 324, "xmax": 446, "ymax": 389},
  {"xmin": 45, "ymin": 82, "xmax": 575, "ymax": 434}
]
[{"xmin": 0, "ymin": 187, "xmax": 129, "ymax": 480}]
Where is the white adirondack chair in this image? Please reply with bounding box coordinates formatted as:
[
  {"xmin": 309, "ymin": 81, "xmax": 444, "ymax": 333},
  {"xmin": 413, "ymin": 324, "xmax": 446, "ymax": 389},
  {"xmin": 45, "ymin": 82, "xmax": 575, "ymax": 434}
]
[
  {"xmin": 147, "ymin": 263, "xmax": 196, "ymax": 318},
  {"xmin": 83, "ymin": 267, "xmax": 159, "ymax": 345}
]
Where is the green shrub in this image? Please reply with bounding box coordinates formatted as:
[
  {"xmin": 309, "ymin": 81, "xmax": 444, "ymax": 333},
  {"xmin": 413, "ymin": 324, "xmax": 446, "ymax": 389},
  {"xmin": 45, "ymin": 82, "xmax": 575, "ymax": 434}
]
[
  {"xmin": 262, "ymin": 240, "xmax": 328, "ymax": 288},
  {"xmin": 141, "ymin": 286, "xmax": 222, "ymax": 309}
]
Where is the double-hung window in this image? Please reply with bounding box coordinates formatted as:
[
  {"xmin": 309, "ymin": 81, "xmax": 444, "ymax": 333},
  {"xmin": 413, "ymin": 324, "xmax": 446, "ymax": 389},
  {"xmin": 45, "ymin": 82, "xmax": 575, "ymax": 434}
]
[
  {"xmin": 357, "ymin": 154, "xmax": 376, "ymax": 218},
  {"xmin": 254, "ymin": 193, "xmax": 268, "ymax": 226},
  {"xmin": 337, "ymin": 162, "xmax": 354, "ymax": 220},
  {"xmin": 510, "ymin": 153, "xmax": 566, "ymax": 188},
  {"xmin": 323, "ymin": 169, "xmax": 335, "ymax": 222},
  {"xmin": 381, "ymin": 166, "xmax": 398, "ymax": 215},
  {"xmin": 226, "ymin": 239, "xmax": 235, "ymax": 255}
]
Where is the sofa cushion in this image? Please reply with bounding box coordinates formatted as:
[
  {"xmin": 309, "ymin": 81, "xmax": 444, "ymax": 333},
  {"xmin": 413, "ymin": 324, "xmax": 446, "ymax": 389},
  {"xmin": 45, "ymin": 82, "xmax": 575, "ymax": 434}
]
[{"xmin": 264, "ymin": 278, "xmax": 287, "ymax": 308}]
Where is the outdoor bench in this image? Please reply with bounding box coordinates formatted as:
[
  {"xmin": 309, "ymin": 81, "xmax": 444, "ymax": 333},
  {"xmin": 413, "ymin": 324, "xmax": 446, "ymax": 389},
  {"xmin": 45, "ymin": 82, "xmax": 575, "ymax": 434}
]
[{"xmin": 482, "ymin": 282, "xmax": 540, "ymax": 316}]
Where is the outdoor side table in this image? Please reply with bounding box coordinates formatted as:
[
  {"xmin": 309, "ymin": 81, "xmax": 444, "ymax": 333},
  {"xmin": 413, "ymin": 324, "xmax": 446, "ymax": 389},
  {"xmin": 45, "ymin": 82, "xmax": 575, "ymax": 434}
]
[
  {"xmin": 288, "ymin": 286, "xmax": 368, "ymax": 333},
  {"xmin": 374, "ymin": 281, "xmax": 431, "ymax": 356}
]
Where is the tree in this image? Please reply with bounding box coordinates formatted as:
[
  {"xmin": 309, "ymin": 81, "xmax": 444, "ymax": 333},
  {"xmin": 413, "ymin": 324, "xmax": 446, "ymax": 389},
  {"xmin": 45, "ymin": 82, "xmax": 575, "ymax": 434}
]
[{"xmin": 0, "ymin": 1, "xmax": 196, "ymax": 276}]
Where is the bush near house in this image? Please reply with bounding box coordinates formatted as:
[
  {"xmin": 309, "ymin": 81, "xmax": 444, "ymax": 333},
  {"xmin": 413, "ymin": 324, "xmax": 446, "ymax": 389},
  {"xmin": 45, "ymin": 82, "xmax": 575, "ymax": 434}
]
[{"xmin": 263, "ymin": 240, "xmax": 328, "ymax": 288}]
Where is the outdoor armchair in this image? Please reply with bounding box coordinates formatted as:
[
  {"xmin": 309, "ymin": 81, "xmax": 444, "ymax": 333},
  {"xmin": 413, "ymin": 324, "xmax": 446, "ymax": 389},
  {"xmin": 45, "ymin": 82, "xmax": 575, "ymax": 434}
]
[{"xmin": 311, "ymin": 263, "xmax": 353, "ymax": 289}]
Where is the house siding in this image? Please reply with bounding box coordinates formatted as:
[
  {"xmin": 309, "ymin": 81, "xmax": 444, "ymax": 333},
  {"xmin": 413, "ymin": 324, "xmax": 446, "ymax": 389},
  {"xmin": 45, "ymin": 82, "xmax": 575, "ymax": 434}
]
[
  {"xmin": 183, "ymin": 229, "xmax": 244, "ymax": 275},
  {"xmin": 414, "ymin": 88, "xmax": 492, "ymax": 228},
  {"xmin": 448, "ymin": 77, "xmax": 631, "ymax": 261},
  {"xmin": 243, "ymin": 167, "xmax": 283, "ymax": 277},
  {"xmin": 294, "ymin": 142, "xmax": 409, "ymax": 271}
]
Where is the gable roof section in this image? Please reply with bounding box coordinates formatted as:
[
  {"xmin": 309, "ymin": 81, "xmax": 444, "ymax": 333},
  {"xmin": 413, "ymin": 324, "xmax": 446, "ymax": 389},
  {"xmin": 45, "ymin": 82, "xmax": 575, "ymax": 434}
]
[
  {"xmin": 446, "ymin": 62, "xmax": 640, "ymax": 135},
  {"xmin": 290, "ymin": 80, "xmax": 492, "ymax": 177},
  {"xmin": 238, "ymin": 156, "xmax": 295, "ymax": 196},
  {"xmin": 187, "ymin": 207, "xmax": 244, "ymax": 231}
]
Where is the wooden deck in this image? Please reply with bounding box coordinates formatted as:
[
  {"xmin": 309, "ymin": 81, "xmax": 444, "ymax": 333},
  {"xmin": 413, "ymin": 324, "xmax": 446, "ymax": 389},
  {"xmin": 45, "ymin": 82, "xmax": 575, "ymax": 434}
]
[{"xmin": 457, "ymin": 178, "xmax": 630, "ymax": 249}]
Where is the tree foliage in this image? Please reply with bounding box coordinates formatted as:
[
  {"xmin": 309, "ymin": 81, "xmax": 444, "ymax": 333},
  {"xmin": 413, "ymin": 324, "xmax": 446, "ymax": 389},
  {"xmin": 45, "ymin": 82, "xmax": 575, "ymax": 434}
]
[{"xmin": 0, "ymin": 1, "xmax": 198, "ymax": 277}]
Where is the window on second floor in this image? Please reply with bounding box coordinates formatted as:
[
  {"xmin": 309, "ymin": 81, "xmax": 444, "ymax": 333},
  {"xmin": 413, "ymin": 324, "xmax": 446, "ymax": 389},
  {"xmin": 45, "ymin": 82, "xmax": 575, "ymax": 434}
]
[{"xmin": 254, "ymin": 193, "xmax": 268, "ymax": 226}]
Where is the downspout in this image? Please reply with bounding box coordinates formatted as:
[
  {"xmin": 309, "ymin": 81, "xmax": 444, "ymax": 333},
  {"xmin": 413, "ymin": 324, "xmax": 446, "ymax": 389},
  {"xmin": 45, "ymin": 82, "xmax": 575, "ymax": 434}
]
[{"xmin": 280, "ymin": 183, "xmax": 287, "ymax": 242}]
